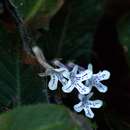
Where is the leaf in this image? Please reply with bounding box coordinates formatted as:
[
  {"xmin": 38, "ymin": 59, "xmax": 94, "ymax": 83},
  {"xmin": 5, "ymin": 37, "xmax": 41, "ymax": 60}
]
[
  {"xmin": 118, "ymin": 15, "xmax": 130, "ymax": 62},
  {"xmin": 37, "ymin": 0, "xmax": 104, "ymax": 62},
  {"xmin": 0, "ymin": 104, "xmax": 82, "ymax": 130},
  {"xmin": 11, "ymin": 0, "xmax": 64, "ymax": 29},
  {"xmin": 0, "ymin": 27, "xmax": 47, "ymax": 111}
]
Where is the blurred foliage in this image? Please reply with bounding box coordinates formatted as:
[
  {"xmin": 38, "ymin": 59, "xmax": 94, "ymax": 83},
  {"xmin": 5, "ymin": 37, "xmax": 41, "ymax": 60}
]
[
  {"xmin": 12, "ymin": 0, "xmax": 62, "ymax": 21},
  {"xmin": 0, "ymin": 26, "xmax": 46, "ymax": 111},
  {"xmin": 12, "ymin": 0, "xmax": 64, "ymax": 29},
  {"xmin": 0, "ymin": 0, "xmax": 130, "ymax": 129},
  {"xmin": 37, "ymin": 0, "xmax": 104, "ymax": 61},
  {"xmin": 0, "ymin": 0, "xmax": 104, "ymax": 110},
  {"xmin": 0, "ymin": 0, "xmax": 102, "ymax": 129},
  {"xmin": 118, "ymin": 15, "xmax": 130, "ymax": 61},
  {"xmin": 0, "ymin": 104, "xmax": 82, "ymax": 130}
]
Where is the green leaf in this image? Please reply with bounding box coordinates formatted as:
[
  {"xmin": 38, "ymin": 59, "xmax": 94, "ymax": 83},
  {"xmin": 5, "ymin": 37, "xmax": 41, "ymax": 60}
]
[
  {"xmin": 11, "ymin": 0, "xmax": 45, "ymax": 20},
  {"xmin": 0, "ymin": 104, "xmax": 82, "ymax": 130},
  {"xmin": 0, "ymin": 0, "xmax": 63, "ymax": 111},
  {"xmin": 37, "ymin": 0, "xmax": 104, "ymax": 62},
  {"xmin": 11, "ymin": 0, "xmax": 63, "ymax": 27},
  {"xmin": 0, "ymin": 27, "xmax": 47, "ymax": 110}
]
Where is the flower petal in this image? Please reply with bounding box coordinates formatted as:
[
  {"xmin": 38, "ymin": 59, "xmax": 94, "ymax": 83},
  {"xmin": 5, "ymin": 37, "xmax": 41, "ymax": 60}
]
[
  {"xmin": 73, "ymin": 102, "xmax": 83, "ymax": 112},
  {"xmin": 67, "ymin": 62, "xmax": 75, "ymax": 68},
  {"xmin": 94, "ymin": 82, "xmax": 108, "ymax": 93},
  {"xmin": 97, "ymin": 70, "xmax": 110, "ymax": 81},
  {"xmin": 52, "ymin": 60, "xmax": 70, "ymax": 78},
  {"xmin": 54, "ymin": 68, "xmax": 66, "ymax": 72},
  {"xmin": 62, "ymin": 70, "xmax": 70, "ymax": 78},
  {"xmin": 77, "ymin": 70, "xmax": 92, "ymax": 81},
  {"xmin": 62, "ymin": 80, "xmax": 74, "ymax": 93},
  {"xmin": 72, "ymin": 65, "xmax": 78, "ymax": 74},
  {"xmin": 48, "ymin": 74, "xmax": 58, "ymax": 90},
  {"xmin": 55, "ymin": 68, "xmax": 70, "ymax": 79},
  {"xmin": 85, "ymin": 80, "xmax": 92, "ymax": 91},
  {"xmin": 53, "ymin": 60, "xmax": 66, "ymax": 68},
  {"xmin": 76, "ymin": 82, "xmax": 91, "ymax": 94},
  {"xmin": 67, "ymin": 62, "xmax": 85, "ymax": 71},
  {"xmin": 59, "ymin": 77, "xmax": 67, "ymax": 85},
  {"xmin": 88, "ymin": 64, "xmax": 93, "ymax": 71},
  {"xmin": 87, "ymin": 100, "xmax": 103, "ymax": 108},
  {"xmin": 78, "ymin": 93, "xmax": 84, "ymax": 100},
  {"xmin": 84, "ymin": 107, "xmax": 94, "ymax": 118},
  {"xmin": 38, "ymin": 73, "xmax": 46, "ymax": 77},
  {"xmin": 87, "ymin": 92, "xmax": 94, "ymax": 99}
]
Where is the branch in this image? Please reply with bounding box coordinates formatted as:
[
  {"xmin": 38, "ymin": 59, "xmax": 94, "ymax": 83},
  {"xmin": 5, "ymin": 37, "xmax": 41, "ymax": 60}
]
[{"xmin": 2, "ymin": 0, "xmax": 33, "ymax": 55}]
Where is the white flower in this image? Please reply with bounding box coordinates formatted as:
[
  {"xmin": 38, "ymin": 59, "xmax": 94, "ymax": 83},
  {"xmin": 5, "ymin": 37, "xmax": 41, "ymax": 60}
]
[
  {"xmin": 74, "ymin": 93, "xmax": 103, "ymax": 118},
  {"xmin": 33, "ymin": 46, "xmax": 110, "ymax": 119},
  {"xmin": 85, "ymin": 64, "xmax": 110, "ymax": 93},
  {"xmin": 39, "ymin": 67, "xmax": 69, "ymax": 90},
  {"xmin": 62, "ymin": 65, "xmax": 92, "ymax": 94}
]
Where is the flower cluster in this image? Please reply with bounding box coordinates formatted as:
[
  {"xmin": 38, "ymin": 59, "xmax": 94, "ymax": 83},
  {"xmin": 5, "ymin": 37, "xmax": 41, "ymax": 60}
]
[{"xmin": 40, "ymin": 60, "xmax": 110, "ymax": 118}]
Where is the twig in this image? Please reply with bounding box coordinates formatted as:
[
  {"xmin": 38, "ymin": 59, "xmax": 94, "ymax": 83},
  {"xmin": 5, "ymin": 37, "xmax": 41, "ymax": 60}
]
[
  {"xmin": 32, "ymin": 46, "xmax": 53, "ymax": 70},
  {"xmin": 2, "ymin": 0, "xmax": 33, "ymax": 55}
]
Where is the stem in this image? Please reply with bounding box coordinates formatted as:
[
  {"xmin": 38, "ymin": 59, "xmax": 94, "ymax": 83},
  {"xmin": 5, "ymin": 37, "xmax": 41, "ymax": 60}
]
[
  {"xmin": 32, "ymin": 46, "xmax": 53, "ymax": 70},
  {"xmin": 16, "ymin": 53, "xmax": 21, "ymax": 106},
  {"xmin": 3, "ymin": 0, "xmax": 33, "ymax": 55}
]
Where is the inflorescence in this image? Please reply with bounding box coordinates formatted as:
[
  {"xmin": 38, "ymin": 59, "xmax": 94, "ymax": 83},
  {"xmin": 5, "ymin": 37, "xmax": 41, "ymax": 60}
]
[{"xmin": 32, "ymin": 46, "xmax": 110, "ymax": 119}]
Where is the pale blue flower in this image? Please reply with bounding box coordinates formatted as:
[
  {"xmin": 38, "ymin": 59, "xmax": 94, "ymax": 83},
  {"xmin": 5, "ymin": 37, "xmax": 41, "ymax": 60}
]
[
  {"xmin": 74, "ymin": 93, "xmax": 103, "ymax": 118},
  {"xmin": 62, "ymin": 65, "xmax": 92, "ymax": 94},
  {"xmin": 67, "ymin": 63, "xmax": 110, "ymax": 93},
  {"xmin": 85, "ymin": 64, "xmax": 110, "ymax": 93},
  {"xmin": 33, "ymin": 46, "xmax": 109, "ymax": 119},
  {"xmin": 39, "ymin": 67, "xmax": 69, "ymax": 90}
]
